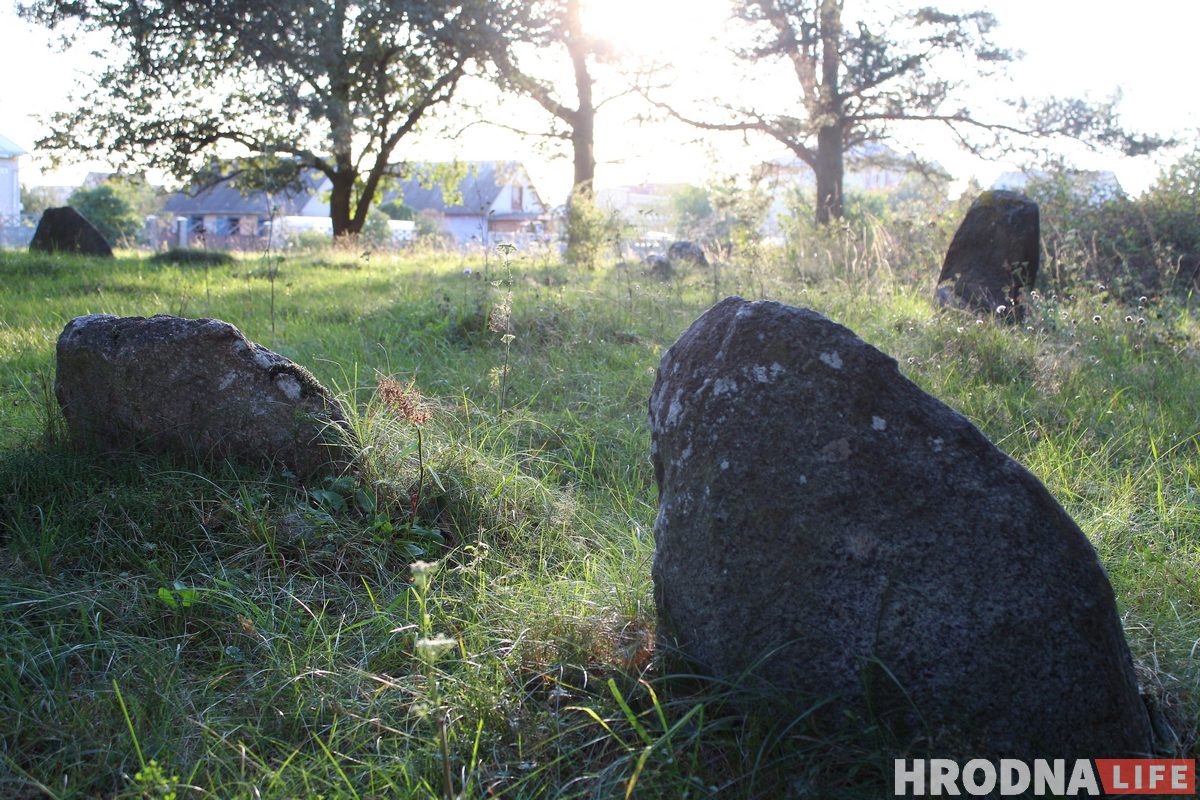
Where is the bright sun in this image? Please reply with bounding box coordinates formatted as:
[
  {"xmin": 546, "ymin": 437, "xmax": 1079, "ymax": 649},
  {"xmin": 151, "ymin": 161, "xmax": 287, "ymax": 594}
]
[{"xmin": 581, "ymin": 0, "xmax": 724, "ymax": 60}]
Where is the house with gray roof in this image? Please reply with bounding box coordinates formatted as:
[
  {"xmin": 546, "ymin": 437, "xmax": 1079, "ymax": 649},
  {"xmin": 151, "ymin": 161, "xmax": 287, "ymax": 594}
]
[
  {"xmin": 394, "ymin": 161, "xmax": 550, "ymax": 245},
  {"xmin": 159, "ymin": 160, "xmax": 551, "ymax": 249},
  {"xmin": 163, "ymin": 170, "xmax": 329, "ymax": 248},
  {"xmin": 0, "ymin": 133, "xmax": 26, "ymax": 221}
]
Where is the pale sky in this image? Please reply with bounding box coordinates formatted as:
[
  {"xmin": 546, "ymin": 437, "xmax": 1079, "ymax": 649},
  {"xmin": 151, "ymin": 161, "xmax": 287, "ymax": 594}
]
[{"xmin": 1, "ymin": 0, "xmax": 1197, "ymax": 203}]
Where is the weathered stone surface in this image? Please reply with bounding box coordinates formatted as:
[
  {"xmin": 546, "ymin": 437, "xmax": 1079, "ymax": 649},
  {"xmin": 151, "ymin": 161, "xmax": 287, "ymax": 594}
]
[
  {"xmin": 649, "ymin": 296, "xmax": 1151, "ymax": 757},
  {"xmin": 668, "ymin": 240, "xmax": 708, "ymax": 267},
  {"xmin": 937, "ymin": 190, "xmax": 1039, "ymax": 316},
  {"xmin": 55, "ymin": 314, "xmax": 351, "ymax": 479},
  {"xmin": 644, "ymin": 254, "xmax": 674, "ymax": 280},
  {"xmin": 30, "ymin": 207, "xmax": 114, "ymax": 257}
]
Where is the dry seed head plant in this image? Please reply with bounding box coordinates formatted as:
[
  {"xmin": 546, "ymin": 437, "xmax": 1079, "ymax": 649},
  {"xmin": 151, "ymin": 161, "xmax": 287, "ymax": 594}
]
[
  {"xmin": 488, "ymin": 291, "xmax": 513, "ymax": 335},
  {"xmin": 377, "ymin": 376, "xmax": 432, "ymax": 427}
]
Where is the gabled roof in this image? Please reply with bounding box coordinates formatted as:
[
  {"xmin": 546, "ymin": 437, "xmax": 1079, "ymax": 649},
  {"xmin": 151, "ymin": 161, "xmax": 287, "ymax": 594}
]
[
  {"xmin": 164, "ymin": 170, "xmax": 326, "ymax": 216},
  {"xmin": 161, "ymin": 160, "xmax": 545, "ymax": 219},
  {"xmin": 0, "ymin": 133, "xmax": 27, "ymax": 158},
  {"xmin": 398, "ymin": 161, "xmax": 529, "ymax": 216}
]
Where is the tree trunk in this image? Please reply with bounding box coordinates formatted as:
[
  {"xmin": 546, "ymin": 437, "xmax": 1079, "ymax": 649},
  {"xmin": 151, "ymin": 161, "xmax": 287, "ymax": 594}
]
[
  {"xmin": 814, "ymin": 0, "xmax": 844, "ymax": 225},
  {"xmin": 325, "ymin": 0, "xmax": 361, "ymax": 239},
  {"xmin": 329, "ymin": 171, "xmax": 357, "ymax": 239},
  {"xmin": 814, "ymin": 125, "xmax": 844, "ymax": 225},
  {"xmin": 566, "ymin": 0, "xmax": 595, "ymax": 195},
  {"xmin": 572, "ymin": 108, "xmax": 595, "ymax": 194}
]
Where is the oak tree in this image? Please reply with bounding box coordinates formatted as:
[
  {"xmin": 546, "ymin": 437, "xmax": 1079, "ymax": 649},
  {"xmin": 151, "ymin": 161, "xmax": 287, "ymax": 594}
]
[
  {"xmin": 485, "ymin": 0, "xmax": 604, "ymax": 196},
  {"xmin": 654, "ymin": 0, "xmax": 1164, "ymax": 224},
  {"xmin": 23, "ymin": 0, "xmax": 509, "ymax": 237}
]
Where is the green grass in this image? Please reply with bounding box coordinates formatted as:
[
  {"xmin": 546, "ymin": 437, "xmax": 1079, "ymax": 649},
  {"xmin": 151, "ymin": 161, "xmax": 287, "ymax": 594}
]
[{"xmin": 0, "ymin": 244, "xmax": 1197, "ymax": 798}]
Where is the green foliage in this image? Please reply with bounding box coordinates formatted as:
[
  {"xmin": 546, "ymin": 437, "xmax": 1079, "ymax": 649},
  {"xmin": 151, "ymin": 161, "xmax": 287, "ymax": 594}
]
[
  {"xmin": 379, "ymin": 199, "xmax": 415, "ymax": 221},
  {"xmin": 18, "ymin": 185, "xmax": 60, "ymax": 219},
  {"xmin": 666, "ymin": 2, "xmax": 1161, "ymax": 225},
  {"xmin": 564, "ymin": 190, "xmax": 626, "ymax": 269},
  {"xmin": 668, "ymin": 184, "xmax": 714, "ymax": 238},
  {"xmin": 360, "ymin": 207, "xmax": 394, "ymax": 248},
  {"xmin": 287, "ymin": 228, "xmax": 335, "ymax": 252},
  {"xmin": 148, "ymin": 247, "xmax": 235, "ymax": 267},
  {"xmin": 67, "ymin": 183, "xmax": 145, "ymax": 246},
  {"xmin": 24, "ymin": 0, "xmax": 513, "ymax": 236},
  {"xmin": 414, "ymin": 210, "xmax": 449, "ymax": 243},
  {"xmin": 1141, "ymin": 149, "xmax": 1200, "ymax": 283},
  {"xmin": 1025, "ymin": 151, "xmax": 1200, "ymax": 296},
  {"xmin": 131, "ymin": 760, "xmax": 180, "ymax": 800},
  {"xmin": 707, "ymin": 176, "xmax": 772, "ymax": 258},
  {"xmin": 156, "ymin": 582, "xmax": 199, "ymax": 611}
]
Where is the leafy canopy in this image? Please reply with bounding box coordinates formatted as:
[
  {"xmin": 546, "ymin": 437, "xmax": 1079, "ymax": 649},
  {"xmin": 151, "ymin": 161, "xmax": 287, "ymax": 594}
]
[{"xmin": 22, "ymin": 0, "xmax": 514, "ymax": 235}]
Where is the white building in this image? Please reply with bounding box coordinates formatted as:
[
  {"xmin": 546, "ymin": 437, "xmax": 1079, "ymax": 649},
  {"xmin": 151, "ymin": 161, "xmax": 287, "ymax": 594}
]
[
  {"xmin": 161, "ymin": 160, "xmax": 550, "ymax": 249},
  {"xmin": 392, "ymin": 161, "xmax": 550, "ymax": 246},
  {"xmin": 0, "ymin": 133, "xmax": 26, "ymax": 221}
]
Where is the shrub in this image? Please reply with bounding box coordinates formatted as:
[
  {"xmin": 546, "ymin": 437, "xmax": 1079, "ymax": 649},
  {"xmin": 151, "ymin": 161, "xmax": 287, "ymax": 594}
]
[
  {"xmin": 360, "ymin": 207, "xmax": 394, "ymax": 249},
  {"xmin": 66, "ymin": 175, "xmax": 162, "ymax": 247},
  {"xmin": 148, "ymin": 247, "xmax": 235, "ymax": 267},
  {"xmin": 1026, "ymin": 153, "xmax": 1200, "ymax": 297},
  {"xmin": 67, "ymin": 184, "xmax": 145, "ymax": 246},
  {"xmin": 564, "ymin": 190, "xmax": 625, "ymax": 270}
]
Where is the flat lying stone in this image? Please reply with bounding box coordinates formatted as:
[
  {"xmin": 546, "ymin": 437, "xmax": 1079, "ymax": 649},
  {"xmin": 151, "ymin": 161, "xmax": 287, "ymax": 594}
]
[{"xmin": 55, "ymin": 314, "xmax": 351, "ymax": 479}]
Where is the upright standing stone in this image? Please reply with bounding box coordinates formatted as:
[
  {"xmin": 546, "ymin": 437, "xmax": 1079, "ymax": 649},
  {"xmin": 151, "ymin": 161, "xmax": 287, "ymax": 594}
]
[
  {"xmin": 668, "ymin": 240, "xmax": 708, "ymax": 268},
  {"xmin": 937, "ymin": 190, "xmax": 1039, "ymax": 316},
  {"xmin": 649, "ymin": 297, "xmax": 1151, "ymax": 757},
  {"xmin": 29, "ymin": 207, "xmax": 114, "ymax": 257},
  {"xmin": 644, "ymin": 254, "xmax": 674, "ymax": 280},
  {"xmin": 56, "ymin": 314, "xmax": 351, "ymax": 479}
]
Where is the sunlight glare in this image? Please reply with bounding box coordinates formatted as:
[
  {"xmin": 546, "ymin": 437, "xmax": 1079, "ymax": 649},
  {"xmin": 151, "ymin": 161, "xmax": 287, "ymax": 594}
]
[{"xmin": 582, "ymin": 0, "xmax": 723, "ymax": 61}]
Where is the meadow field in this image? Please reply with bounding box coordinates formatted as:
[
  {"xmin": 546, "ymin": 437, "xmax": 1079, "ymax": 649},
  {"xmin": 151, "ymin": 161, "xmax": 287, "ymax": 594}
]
[{"xmin": 0, "ymin": 238, "xmax": 1197, "ymax": 798}]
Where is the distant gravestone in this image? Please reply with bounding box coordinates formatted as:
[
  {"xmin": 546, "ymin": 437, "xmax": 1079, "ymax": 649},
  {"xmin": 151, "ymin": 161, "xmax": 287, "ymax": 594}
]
[
  {"xmin": 649, "ymin": 296, "xmax": 1151, "ymax": 757},
  {"xmin": 644, "ymin": 254, "xmax": 674, "ymax": 280},
  {"xmin": 668, "ymin": 240, "xmax": 708, "ymax": 267},
  {"xmin": 55, "ymin": 314, "xmax": 351, "ymax": 479},
  {"xmin": 29, "ymin": 206, "xmax": 114, "ymax": 257},
  {"xmin": 937, "ymin": 190, "xmax": 1039, "ymax": 316}
]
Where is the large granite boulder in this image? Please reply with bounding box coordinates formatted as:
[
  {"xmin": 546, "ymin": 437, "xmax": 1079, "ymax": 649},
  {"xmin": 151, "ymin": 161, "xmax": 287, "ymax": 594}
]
[
  {"xmin": 649, "ymin": 297, "xmax": 1151, "ymax": 757},
  {"xmin": 30, "ymin": 207, "xmax": 114, "ymax": 257},
  {"xmin": 56, "ymin": 314, "xmax": 351, "ymax": 479},
  {"xmin": 668, "ymin": 240, "xmax": 708, "ymax": 268},
  {"xmin": 937, "ymin": 190, "xmax": 1039, "ymax": 316}
]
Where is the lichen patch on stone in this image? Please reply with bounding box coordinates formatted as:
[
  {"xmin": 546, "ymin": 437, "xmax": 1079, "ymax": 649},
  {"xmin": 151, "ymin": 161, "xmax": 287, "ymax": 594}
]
[
  {"xmin": 664, "ymin": 389, "xmax": 684, "ymax": 429},
  {"xmin": 274, "ymin": 374, "xmax": 302, "ymax": 401},
  {"xmin": 819, "ymin": 351, "xmax": 843, "ymax": 370},
  {"xmin": 712, "ymin": 377, "xmax": 737, "ymax": 397}
]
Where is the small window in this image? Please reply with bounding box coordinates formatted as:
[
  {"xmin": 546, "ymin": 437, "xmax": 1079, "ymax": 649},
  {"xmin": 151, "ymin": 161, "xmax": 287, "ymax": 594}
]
[
  {"xmin": 216, "ymin": 216, "xmax": 240, "ymax": 236},
  {"xmin": 512, "ymin": 185, "xmax": 524, "ymax": 212}
]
